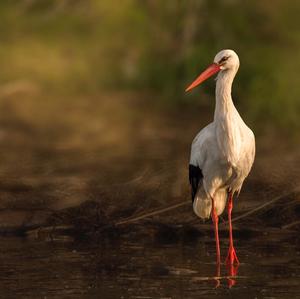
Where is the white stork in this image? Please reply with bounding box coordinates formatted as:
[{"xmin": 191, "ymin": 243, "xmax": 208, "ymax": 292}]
[{"xmin": 186, "ymin": 49, "xmax": 255, "ymax": 265}]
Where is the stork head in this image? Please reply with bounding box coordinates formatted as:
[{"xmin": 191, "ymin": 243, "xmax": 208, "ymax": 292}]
[
  {"xmin": 213, "ymin": 49, "xmax": 239, "ymax": 72},
  {"xmin": 185, "ymin": 49, "xmax": 239, "ymax": 92}
]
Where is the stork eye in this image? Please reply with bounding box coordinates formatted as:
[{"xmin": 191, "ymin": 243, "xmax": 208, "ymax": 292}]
[{"xmin": 219, "ymin": 56, "xmax": 229, "ymax": 64}]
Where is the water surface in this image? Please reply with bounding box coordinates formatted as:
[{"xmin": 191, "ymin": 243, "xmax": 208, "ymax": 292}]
[{"xmin": 0, "ymin": 231, "xmax": 299, "ymax": 298}]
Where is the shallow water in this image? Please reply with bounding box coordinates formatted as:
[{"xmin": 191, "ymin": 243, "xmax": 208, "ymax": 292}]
[{"xmin": 0, "ymin": 233, "xmax": 299, "ymax": 299}]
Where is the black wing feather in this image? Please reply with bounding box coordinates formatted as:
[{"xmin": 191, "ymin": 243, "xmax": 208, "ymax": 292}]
[{"xmin": 189, "ymin": 164, "xmax": 203, "ymax": 203}]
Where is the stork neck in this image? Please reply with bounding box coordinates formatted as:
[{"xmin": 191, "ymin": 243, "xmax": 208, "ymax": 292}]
[{"xmin": 214, "ymin": 70, "xmax": 236, "ymax": 121}]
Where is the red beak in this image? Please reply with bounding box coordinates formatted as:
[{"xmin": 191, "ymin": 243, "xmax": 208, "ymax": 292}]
[{"xmin": 185, "ymin": 63, "xmax": 221, "ymax": 92}]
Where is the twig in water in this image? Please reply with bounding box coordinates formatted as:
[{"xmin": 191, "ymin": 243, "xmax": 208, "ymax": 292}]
[
  {"xmin": 114, "ymin": 186, "xmax": 300, "ymax": 228},
  {"xmin": 114, "ymin": 201, "xmax": 190, "ymax": 226},
  {"xmin": 282, "ymin": 220, "xmax": 300, "ymax": 230},
  {"xmin": 220, "ymin": 186, "xmax": 300, "ymax": 227}
]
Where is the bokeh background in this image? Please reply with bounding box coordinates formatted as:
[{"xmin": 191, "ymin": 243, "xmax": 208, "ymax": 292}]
[
  {"xmin": 2, "ymin": 1, "xmax": 300, "ymax": 127},
  {"xmin": 0, "ymin": 0, "xmax": 299, "ymax": 230}
]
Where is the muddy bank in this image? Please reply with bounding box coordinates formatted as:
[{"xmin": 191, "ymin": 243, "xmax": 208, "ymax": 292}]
[{"xmin": 0, "ymin": 91, "xmax": 299, "ymax": 239}]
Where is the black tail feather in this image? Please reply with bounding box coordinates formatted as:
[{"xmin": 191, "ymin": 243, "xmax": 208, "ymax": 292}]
[{"xmin": 189, "ymin": 164, "xmax": 203, "ymax": 203}]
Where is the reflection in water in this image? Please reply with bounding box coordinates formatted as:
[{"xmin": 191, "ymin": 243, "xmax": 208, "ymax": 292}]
[
  {"xmin": 215, "ymin": 262, "xmax": 221, "ymax": 288},
  {"xmin": 212, "ymin": 260, "xmax": 240, "ymax": 289},
  {"xmin": 0, "ymin": 234, "xmax": 299, "ymax": 298}
]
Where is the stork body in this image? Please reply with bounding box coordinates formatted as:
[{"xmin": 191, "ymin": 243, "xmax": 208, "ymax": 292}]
[{"xmin": 186, "ymin": 49, "xmax": 255, "ymax": 265}]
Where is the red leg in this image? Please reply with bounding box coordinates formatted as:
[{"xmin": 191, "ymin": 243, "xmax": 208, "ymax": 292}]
[
  {"xmin": 225, "ymin": 192, "xmax": 239, "ymax": 265},
  {"xmin": 211, "ymin": 198, "xmax": 221, "ymax": 265}
]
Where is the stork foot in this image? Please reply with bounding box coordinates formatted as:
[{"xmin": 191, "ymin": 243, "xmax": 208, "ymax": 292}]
[
  {"xmin": 225, "ymin": 245, "xmax": 239, "ymax": 265},
  {"xmin": 226, "ymin": 262, "xmax": 239, "ymax": 288},
  {"xmin": 214, "ymin": 261, "xmax": 221, "ymax": 288}
]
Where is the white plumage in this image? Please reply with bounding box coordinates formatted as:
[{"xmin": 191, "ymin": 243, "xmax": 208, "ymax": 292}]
[{"xmin": 188, "ymin": 49, "xmax": 255, "ymax": 219}]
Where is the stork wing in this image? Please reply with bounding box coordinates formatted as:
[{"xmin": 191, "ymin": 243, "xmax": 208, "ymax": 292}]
[{"xmin": 189, "ymin": 123, "xmax": 215, "ymax": 201}]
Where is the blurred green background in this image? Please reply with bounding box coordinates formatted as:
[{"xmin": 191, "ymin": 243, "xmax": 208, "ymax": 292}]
[{"xmin": 0, "ymin": 0, "xmax": 299, "ymax": 131}]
